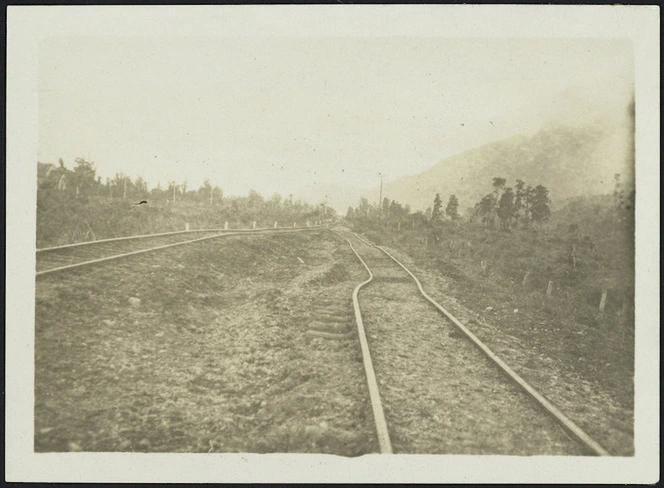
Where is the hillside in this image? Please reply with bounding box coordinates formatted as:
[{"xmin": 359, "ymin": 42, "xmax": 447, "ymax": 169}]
[{"xmin": 378, "ymin": 120, "xmax": 634, "ymax": 213}]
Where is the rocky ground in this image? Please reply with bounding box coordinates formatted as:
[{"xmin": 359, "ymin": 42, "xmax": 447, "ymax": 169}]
[
  {"xmin": 35, "ymin": 230, "xmax": 376, "ymax": 454},
  {"xmin": 34, "ymin": 227, "xmax": 629, "ymax": 456}
]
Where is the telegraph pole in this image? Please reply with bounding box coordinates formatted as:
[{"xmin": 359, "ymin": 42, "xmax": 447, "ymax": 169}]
[{"xmin": 379, "ymin": 174, "xmax": 383, "ymax": 216}]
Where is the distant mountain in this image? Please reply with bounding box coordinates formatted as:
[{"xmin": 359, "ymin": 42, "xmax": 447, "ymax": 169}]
[{"xmin": 375, "ymin": 120, "xmax": 634, "ymax": 214}]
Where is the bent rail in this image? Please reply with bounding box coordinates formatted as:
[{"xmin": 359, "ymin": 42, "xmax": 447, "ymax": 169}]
[
  {"xmin": 330, "ymin": 230, "xmax": 393, "ymax": 454},
  {"xmin": 371, "ymin": 241, "xmax": 610, "ymax": 456}
]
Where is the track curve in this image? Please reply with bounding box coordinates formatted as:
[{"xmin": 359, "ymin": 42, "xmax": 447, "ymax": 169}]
[{"xmin": 334, "ymin": 228, "xmax": 610, "ymax": 456}]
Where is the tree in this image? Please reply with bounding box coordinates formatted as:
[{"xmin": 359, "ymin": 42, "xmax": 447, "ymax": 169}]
[
  {"xmin": 381, "ymin": 197, "xmax": 390, "ymax": 218},
  {"xmin": 522, "ymin": 184, "xmax": 534, "ymax": 223},
  {"xmin": 496, "ymin": 187, "xmax": 515, "ymax": 230},
  {"xmin": 475, "ymin": 194, "xmax": 496, "ymax": 228},
  {"xmin": 424, "ymin": 207, "xmax": 432, "ymax": 221},
  {"xmin": 492, "ymin": 177, "xmax": 507, "ymax": 198},
  {"xmin": 199, "ymin": 179, "xmax": 214, "ymax": 204},
  {"xmin": 358, "ymin": 197, "xmax": 370, "ymax": 218},
  {"xmin": 346, "ymin": 206, "xmax": 354, "ymax": 220},
  {"xmin": 514, "ymin": 179, "xmax": 526, "ymax": 223},
  {"xmin": 134, "ymin": 176, "xmax": 148, "ymax": 198},
  {"xmin": 269, "ymin": 193, "xmax": 282, "ymax": 208},
  {"xmin": 167, "ymin": 181, "xmax": 179, "ymax": 202},
  {"xmin": 529, "ymin": 185, "xmax": 551, "ymax": 223},
  {"xmin": 445, "ymin": 194, "xmax": 459, "ymax": 220},
  {"xmin": 431, "ymin": 193, "xmax": 443, "ymax": 223},
  {"xmin": 247, "ymin": 190, "xmax": 264, "ymax": 212},
  {"xmin": 71, "ymin": 158, "xmax": 98, "ymax": 200},
  {"xmin": 212, "ymin": 186, "xmax": 223, "ymax": 204}
]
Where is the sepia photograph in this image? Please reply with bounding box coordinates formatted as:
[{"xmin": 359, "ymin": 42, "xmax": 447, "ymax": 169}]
[{"xmin": 6, "ymin": 5, "xmax": 660, "ymax": 484}]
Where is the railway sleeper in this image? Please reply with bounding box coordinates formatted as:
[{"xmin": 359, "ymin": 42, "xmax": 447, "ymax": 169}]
[
  {"xmin": 371, "ymin": 276, "xmax": 412, "ymax": 283},
  {"xmin": 315, "ymin": 310, "xmax": 351, "ymax": 319},
  {"xmin": 312, "ymin": 313, "xmax": 350, "ymax": 323},
  {"xmin": 304, "ymin": 329, "xmax": 354, "ymax": 341},
  {"xmin": 308, "ymin": 321, "xmax": 351, "ymax": 334}
]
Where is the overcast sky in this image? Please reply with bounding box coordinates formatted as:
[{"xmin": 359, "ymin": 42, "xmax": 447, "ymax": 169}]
[{"xmin": 38, "ymin": 37, "xmax": 633, "ymax": 201}]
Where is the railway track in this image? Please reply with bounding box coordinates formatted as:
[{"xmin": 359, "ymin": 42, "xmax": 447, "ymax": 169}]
[
  {"xmin": 333, "ymin": 228, "xmax": 610, "ymax": 456},
  {"xmin": 33, "ymin": 223, "xmax": 611, "ymax": 455},
  {"xmin": 36, "ymin": 225, "xmax": 323, "ymax": 276}
]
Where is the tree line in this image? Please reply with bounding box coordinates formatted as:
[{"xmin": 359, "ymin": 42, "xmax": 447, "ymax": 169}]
[
  {"xmin": 37, "ymin": 158, "xmax": 335, "ymax": 225},
  {"xmin": 345, "ymin": 176, "xmax": 551, "ymax": 232},
  {"xmin": 471, "ymin": 178, "xmax": 551, "ymax": 230}
]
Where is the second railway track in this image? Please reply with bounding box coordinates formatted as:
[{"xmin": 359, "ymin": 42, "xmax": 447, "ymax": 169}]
[
  {"xmin": 334, "ymin": 228, "xmax": 609, "ymax": 456},
  {"xmin": 36, "ymin": 226, "xmax": 323, "ymax": 276}
]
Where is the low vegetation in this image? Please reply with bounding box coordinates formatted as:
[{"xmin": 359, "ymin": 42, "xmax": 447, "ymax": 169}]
[
  {"xmin": 346, "ymin": 175, "xmax": 635, "ymax": 427},
  {"xmin": 36, "ymin": 159, "xmax": 335, "ymax": 247}
]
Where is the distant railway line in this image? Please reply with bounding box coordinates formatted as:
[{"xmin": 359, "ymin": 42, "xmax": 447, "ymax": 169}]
[
  {"xmin": 332, "ymin": 228, "xmax": 610, "ymax": 456},
  {"xmin": 36, "ymin": 225, "xmax": 323, "ymax": 276}
]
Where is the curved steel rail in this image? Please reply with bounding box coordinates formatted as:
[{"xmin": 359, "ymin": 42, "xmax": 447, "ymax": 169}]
[
  {"xmin": 330, "ymin": 230, "xmax": 393, "ymax": 454},
  {"xmin": 36, "ymin": 226, "xmax": 323, "ymax": 277},
  {"xmin": 342, "ymin": 229, "xmax": 609, "ymax": 456}
]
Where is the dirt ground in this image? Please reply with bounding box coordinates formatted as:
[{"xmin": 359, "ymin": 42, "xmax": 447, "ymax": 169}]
[{"xmin": 35, "ymin": 230, "xmax": 377, "ymax": 454}]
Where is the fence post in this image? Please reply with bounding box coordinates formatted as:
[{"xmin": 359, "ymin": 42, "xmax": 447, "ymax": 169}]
[
  {"xmin": 522, "ymin": 270, "xmax": 531, "ymax": 287},
  {"xmin": 293, "ymin": 222, "xmax": 296, "ymax": 227},
  {"xmin": 599, "ymin": 290, "xmax": 608, "ymax": 312},
  {"xmin": 253, "ymin": 221, "xmax": 257, "ymax": 229},
  {"xmin": 185, "ymin": 222, "xmax": 190, "ymax": 231},
  {"xmin": 224, "ymin": 221, "xmax": 229, "ymax": 230},
  {"xmin": 620, "ymin": 297, "xmax": 628, "ymax": 318},
  {"xmin": 274, "ymin": 221, "xmax": 278, "ymax": 229},
  {"xmin": 546, "ymin": 281, "xmax": 553, "ymax": 298}
]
